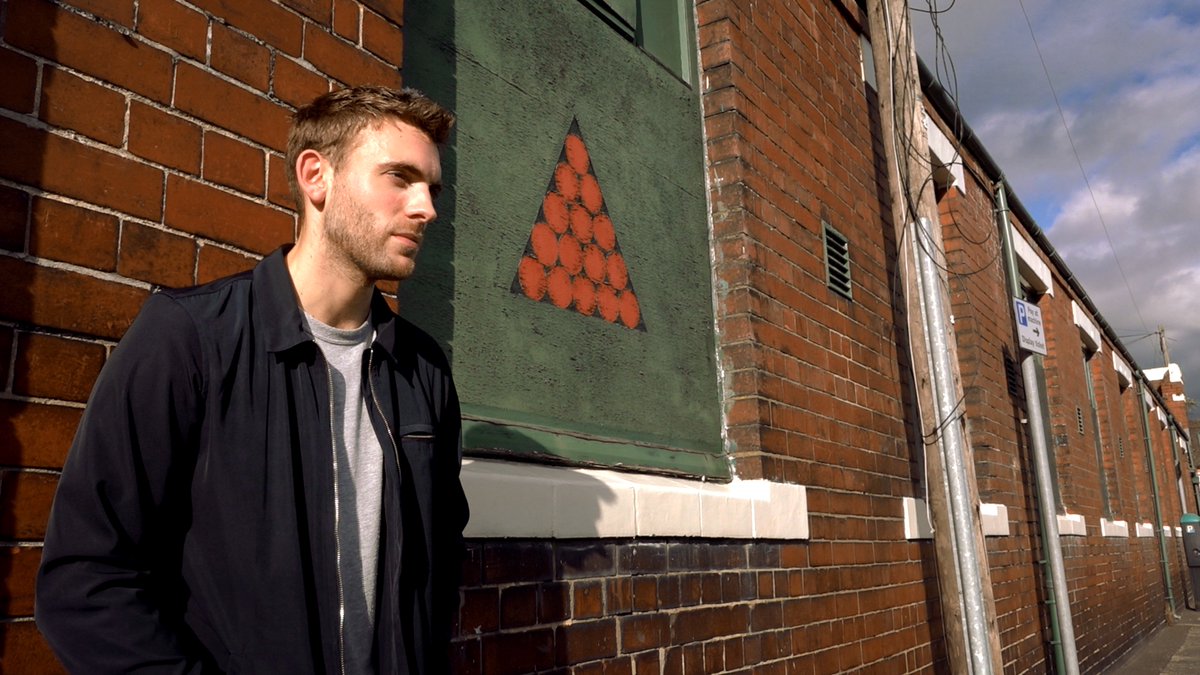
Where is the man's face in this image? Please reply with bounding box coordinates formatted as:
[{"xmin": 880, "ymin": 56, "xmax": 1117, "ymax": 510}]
[{"xmin": 322, "ymin": 119, "xmax": 443, "ymax": 282}]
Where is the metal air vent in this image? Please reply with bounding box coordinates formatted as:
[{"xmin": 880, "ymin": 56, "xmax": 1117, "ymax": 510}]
[{"xmin": 823, "ymin": 223, "xmax": 851, "ymax": 300}]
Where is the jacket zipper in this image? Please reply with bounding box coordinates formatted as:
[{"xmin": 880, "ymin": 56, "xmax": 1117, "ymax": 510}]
[
  {"xmin": 367, "ymin": 347, "xmax": 403, "ymax": 493},
  {"xmin": 324, "ymin": 359, "xmax": 347, "ymax": 675},
  {"xmin": 366, "ymin": 346, "xmax": 404, "ymax": 670}
]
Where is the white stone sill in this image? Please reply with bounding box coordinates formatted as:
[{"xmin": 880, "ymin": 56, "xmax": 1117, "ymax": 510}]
[
  {"xmin": 901, "ymin": 498, "xmax": 1009, "ymax": 539},
  {"xmin": 460, "ymin": 458, "xmax": 809, "ymax": 540},
  {"xmin": 1100, "ymin": 518, "xmax": 1129, "ymax": 537}
]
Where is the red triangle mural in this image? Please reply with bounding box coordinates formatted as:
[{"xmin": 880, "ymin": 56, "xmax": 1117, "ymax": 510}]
[{"xmin": 512, "ymin": 118, "xmax": 645, "ymax": 330}]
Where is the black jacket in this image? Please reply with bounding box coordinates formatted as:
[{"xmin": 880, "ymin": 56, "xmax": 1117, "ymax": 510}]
[{"xmin": 36, "ymin": 247, "xmax": 469, "ymax": 674}]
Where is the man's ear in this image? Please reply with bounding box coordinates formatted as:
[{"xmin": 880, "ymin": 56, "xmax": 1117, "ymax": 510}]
[{"xmin": 295, "ymin": 149, "xmax": 330, "ymax": 209}]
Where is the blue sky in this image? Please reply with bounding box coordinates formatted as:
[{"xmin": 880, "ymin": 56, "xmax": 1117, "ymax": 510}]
[{"xmin": 912, "ymin": 0, "xmax": 1200, "ymax": 416}]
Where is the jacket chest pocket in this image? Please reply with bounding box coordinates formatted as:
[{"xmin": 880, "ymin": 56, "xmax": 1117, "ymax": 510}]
[{"xmin": 394, "ymin": 423, "xmax": 436, "ymax": 467}]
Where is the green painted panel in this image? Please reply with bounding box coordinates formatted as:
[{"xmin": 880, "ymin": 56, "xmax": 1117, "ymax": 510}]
[{"xmin": 403, "ymin": 0, "xmax": 724, "ymax": 477}]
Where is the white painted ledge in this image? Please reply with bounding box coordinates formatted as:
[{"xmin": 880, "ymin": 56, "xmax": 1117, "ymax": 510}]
[
  {"xmin": 924, "ymin": 112, "xmax": 965, "ymax": 194},
  {"xmin": 980, "ymin": 503, "xmax": 1010, "ymax": 536},
  {"xmin": 1011, "ymin": 228, "xmax": 1053, "ymax": 296},
  {"xmin": 902, "ymin": 497, "xmax": 934, "ymax": 540},
  {"xmin": 459, "ymin": 458, "xmax": 808, "ymax": 540},
  {"xmin": 1177, "ymin": 526, "xmax": 1183, "ymax": 538},
  {"xmin": 1145, "ymin": 364, "xmax": 1184, "ymax": 385},
  {"xmin": 903, "ymin": 499, "xmax": 1008, "ymax": 538},
  {"xmin": 1101, "ymin": 518, "xmax": 1129, "ymax": 537},
  {"xmin": 1072, "ymin": 301, "xmax": 1102, "ymax": 354},
  {"xmin": 1163, "ymin": 525, "xmax": 1175, "ymax": 538},
  {"xmin": 1136, "ymin": 522, "xmax": 1156, "ymax": 538},
  {"xmin": 1112, "ymin": 353, "xmax": 1133, "ymax": 389},
  {"xmin": 1058, "ymin": 513, "xmax": 1087, "ymax": 536}
]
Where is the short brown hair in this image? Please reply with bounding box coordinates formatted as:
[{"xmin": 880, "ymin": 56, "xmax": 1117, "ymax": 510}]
[{"xmin": 285, "ymin": 86, "xmax": 455, "ymax": 209}]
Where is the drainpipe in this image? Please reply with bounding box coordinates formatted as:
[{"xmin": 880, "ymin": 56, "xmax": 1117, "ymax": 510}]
[
  {"xmin": 913, "ymin": 214, "xmax": 996, "ymax": 675},
  {"xmin": 1168, "ymin": 422, "xmax": 1196, "ymax": 609},
  {"xmin": 995, "ymin": 181, "xmax": 1079, "ymax": 675},
  {"xmin": 1169, "ymin": 423, "xmax": 1186, "ymax": 512},
  {"xmin": 1139, "ymin": 378, "xmax": 1178, "ymax": 616},
  {"xmin": 1168, "ymin": 421, "xmax": 1196, "ymax": 514},
  {"xmin": 1186, "ymin": 434, "xmax": 1200, "ymax": 515}
]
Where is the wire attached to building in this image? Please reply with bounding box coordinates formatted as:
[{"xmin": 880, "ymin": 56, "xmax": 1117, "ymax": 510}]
[{"xmin": 1014, "ymin": 0, "xmax": 1148, "ymax": 332}]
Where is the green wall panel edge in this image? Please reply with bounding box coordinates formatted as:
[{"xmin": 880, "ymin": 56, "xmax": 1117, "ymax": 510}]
[
  {"xmin": 404, "ymin": 0, "xmax": 724, "ymax": 476},
  {"xmin": 462, "ymin": 407, "xmax": 730, "ymax": 480}
]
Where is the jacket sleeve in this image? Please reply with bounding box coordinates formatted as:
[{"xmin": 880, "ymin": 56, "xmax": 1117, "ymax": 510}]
[
  {"xmin": 36, "ymin": 293, "xmax": 216, "ymax": 674},
  {"xmin": 431, "ymin": 370, "xmax": 469, "ymax": 659}
]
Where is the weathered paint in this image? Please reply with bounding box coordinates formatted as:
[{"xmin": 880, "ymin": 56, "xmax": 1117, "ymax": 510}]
[
  {"xmin": 402, "ymin": 0, "xmax": 723, "ymax": 474},
  {"xmin": 513, "ymin": 118, "xmax": 644, "ymax": 330}
]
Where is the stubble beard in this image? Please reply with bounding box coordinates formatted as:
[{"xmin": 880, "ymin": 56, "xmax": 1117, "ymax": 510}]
[{"xmin": 324, "ymin": 191, "xmax": 416, "ymax": 283}]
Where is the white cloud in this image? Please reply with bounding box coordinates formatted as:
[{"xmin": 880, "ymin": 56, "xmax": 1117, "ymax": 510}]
[{"xmin": 914, "ymin": 0, "xmax": 1200, "ymax": 409}]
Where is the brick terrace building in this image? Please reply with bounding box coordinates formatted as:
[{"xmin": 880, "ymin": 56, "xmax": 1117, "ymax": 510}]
[{"xmin": 0, "ymin": 0, "xmax": 1193, "ymax": 673}]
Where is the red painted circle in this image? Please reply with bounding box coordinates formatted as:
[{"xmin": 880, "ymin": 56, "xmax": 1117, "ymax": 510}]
[
  {"xmin": 518, "ymin": 256, "xmax": 547, "ymax": 301},
  {"xmin": 593, "ymin": 213, "xmax": 615, "ymax": 251},
  {"xmin": 530, "ymin": 222, "xmax": 558, "ymax": 266},
  {"xmin": 619, "ymin": 290, "xmax": 641, "ymax": 329},
  {"xmin": 596, "ymin": 284, "xmax": 620, "ymax": 323},
  {"xmin": 606, "ymin": 252, "xmax": 628, "ymax": 290},
  {"xmin": 580, "ymin": 173, "xmax": 602, "ymax": 214},
  {"xmin": 565, "ymin": 134, "xmax": 590, "ymax": 174},
  {"xmin": 583, "ymin": 244, "xmax": 605, "ymax": 283},
  {"xmin": 558, "ymin": 233, "xmax": 583, "ymax": 276},
  {"xmin": 554, "ymin": 162, "xmax": 580, "ymax": 201},
  {"xmin": 569, "ymin": 203, "xmax": 594, "ymax": 241},
  {"xmin": 543, "ymin": 192, "xmax": 569, "ymax": 234},
  {"xmin": 547, "ymin": 266, "xmax": 573, "ymax": 308},
  {"xmin": 573, "ymin": 277, "xmax": 597, "ymax": 316}
]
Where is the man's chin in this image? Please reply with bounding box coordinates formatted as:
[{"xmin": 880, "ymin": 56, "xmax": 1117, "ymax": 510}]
[{"xmin": 366, "ymin": 260, "xmax": 417, "ymax": 284}]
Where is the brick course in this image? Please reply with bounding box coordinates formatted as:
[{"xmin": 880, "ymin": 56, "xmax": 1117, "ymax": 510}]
[
  {"xmin": 451, "ymin": 540, "xmax": 939, "ymax": 674},
  {"xmin": 0, "ymin": 1, "xmax": 410, "ymax": 667},
  {"xmin": 2, "ymin": 1, "xmax": 1189, "ymax": 673}
]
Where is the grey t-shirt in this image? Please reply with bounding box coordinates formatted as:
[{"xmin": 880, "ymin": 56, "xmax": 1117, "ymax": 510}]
[{"xmin": 306, "ymin": 313, "xmax": 384, "ymax": 674}]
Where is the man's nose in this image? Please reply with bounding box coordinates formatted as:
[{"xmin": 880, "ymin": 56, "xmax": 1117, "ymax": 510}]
[{"xmin": 408, "ymin": 185, "xmax": 438, "ymax": 223}]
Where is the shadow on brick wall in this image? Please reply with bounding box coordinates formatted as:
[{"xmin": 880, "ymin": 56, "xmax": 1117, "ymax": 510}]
[
  {"xmin": 452, "ymin": 426, "xmax": 617, "ymax": 673},
  {"xmin": 0, "ymin": 2, "xmax": 64, "ymax": 672},
  {"xmin": 863, "ymin": 83, "xmax": 952, "ymax": 667}
]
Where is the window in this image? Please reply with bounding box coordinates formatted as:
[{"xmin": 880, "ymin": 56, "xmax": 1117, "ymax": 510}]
[
  {"xmin": 577, "ymin": 0, "xmax": 696, "ymax": 83},
  {"xmin": 823, "ymin": 223, "xmax": 852, "ymax": 300},
  {"xmin": 859, "ymin": 35, "xmax": 877, "ymax": 90}
]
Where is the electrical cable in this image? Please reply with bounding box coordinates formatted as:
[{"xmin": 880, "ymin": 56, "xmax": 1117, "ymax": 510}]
[{"xmin": 1014, "ymin": 0, "xmax": 1148, "ymax": 331}]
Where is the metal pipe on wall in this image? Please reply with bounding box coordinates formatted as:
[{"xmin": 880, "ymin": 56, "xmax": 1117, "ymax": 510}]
[
  {"xmin": 1139, "ymin": 378, "xmax": 1179, "ymax": 616},
  {"xmin": 995, "ymin": 181, "xmax": 1080, "ymax": 675},
  {"xmin": 914, "ymin": 215, "xmax": 995, "ymax": 675}
]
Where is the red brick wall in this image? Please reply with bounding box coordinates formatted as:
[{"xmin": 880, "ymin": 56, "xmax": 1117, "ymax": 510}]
[
  {"xmin": 937, "ymin": 172, "xmax": 1056, "ymax": 673},
  {"xmin": 452, "ymin": 539, "xmax": 939, "ymax": 674},
  {"xmin": 3, "ymin": 0, "xmax": 1191, "ymax": 673},
  {"xmin": 1090, "ymin": 355, "xmax": 1131, "ymax": 516},
  {"xmin": 446, "ymin": 0, "xmax": 951, "ymax": 670},
  {"xmin": 935, "ymin": 114, "xmax": 1183, "ymax": 672},
  {"xmin": 0, "ymin": 0, "xmax": 405, "ymax": 669},
  {"xmin": 696, "ymin": 0, "xmax": 944, "ymax": 670},
  {"xmin": 448, "ymin": 0, "xmax": 1190, "ymax": 670}
]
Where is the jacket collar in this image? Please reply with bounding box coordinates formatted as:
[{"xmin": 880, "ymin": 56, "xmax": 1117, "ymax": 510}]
[{"xmin": 254, "ymin": 245, "xmax": 406, "ymax": 364}]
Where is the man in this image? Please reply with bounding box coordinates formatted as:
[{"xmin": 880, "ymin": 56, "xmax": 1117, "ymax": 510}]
[{"xmin": 36, "ymin": 86, "xmax": 469, "ymax": 674}]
